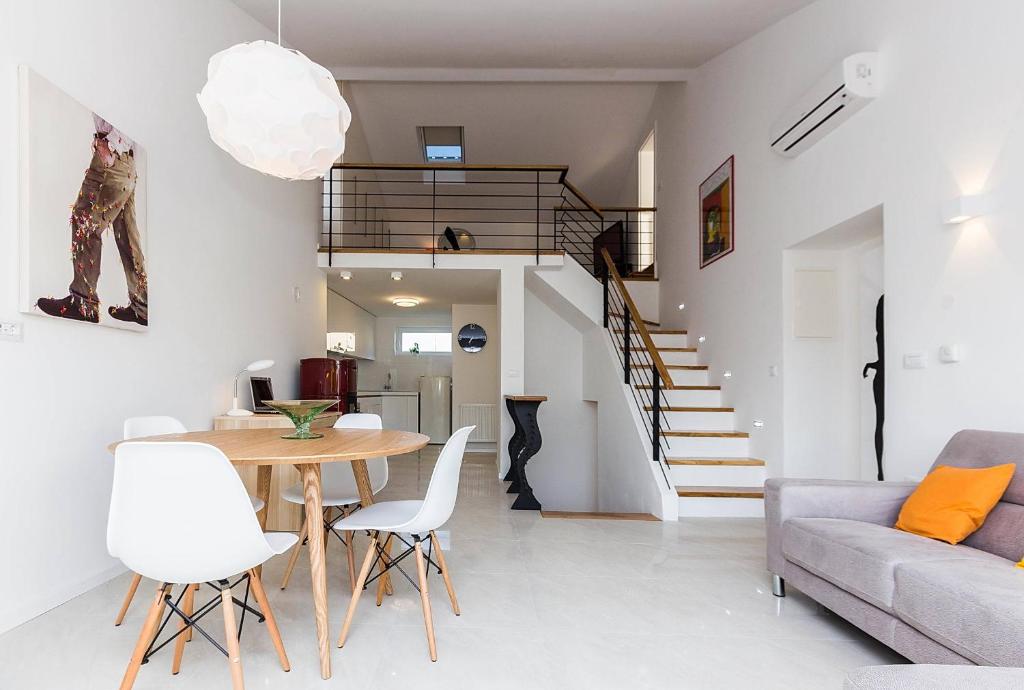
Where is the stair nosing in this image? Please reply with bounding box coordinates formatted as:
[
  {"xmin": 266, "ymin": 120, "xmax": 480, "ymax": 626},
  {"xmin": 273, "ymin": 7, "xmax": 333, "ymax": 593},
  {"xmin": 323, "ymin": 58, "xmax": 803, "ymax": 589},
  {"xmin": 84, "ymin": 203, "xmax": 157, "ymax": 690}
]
[
  {"xmin": 645, "ymin": 406, "xmax": 734, "ymax": 412},
  {"xmin": 676, "ymin": 486, "xmax": 765, "ymax": 498},
  {"xmin": 662, "ymin": 430, "xmax": 750, "ymax": 438},
  {"xmin": 667, "ymin": 457, "xmax": 765, "ymax": 466}
]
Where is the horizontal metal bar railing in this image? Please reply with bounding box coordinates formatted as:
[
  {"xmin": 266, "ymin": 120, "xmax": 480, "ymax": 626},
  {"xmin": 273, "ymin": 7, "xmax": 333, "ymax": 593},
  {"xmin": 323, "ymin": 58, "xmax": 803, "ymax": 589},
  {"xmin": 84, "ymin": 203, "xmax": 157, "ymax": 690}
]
[{"xmin": 321, "ymin": 164, "xmax": 655, "ymax": 276}]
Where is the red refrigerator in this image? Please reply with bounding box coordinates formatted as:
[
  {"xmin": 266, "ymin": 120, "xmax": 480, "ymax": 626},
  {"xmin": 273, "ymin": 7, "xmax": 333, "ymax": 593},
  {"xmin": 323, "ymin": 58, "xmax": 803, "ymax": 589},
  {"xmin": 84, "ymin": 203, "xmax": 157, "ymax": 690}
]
[{"xmin": 300, "ymin": 358, "xmax": 358, "ymax": 413}]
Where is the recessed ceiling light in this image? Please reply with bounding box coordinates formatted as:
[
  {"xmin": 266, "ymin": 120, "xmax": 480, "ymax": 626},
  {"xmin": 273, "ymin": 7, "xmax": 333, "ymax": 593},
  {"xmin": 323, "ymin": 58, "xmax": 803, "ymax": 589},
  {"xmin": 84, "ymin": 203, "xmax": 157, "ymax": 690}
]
[
  {"xmin": 392, "ymin": 297, "xmax": 419, "ymax": 308},
  {"xmin": 391, "ymin": 271, "xmax": 403, "ymax": 281},
  {"xmin": 339, "ymin": 270, "xmax": 351, "ymax": 280}
]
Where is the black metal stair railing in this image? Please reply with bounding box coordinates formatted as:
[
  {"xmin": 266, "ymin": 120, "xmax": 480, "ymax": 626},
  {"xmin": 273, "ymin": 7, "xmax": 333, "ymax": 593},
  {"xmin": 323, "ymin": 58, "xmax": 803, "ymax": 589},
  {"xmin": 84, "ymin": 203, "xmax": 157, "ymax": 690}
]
[
  {"xmin": 599, "ymin": 248, "xmax": 673, "ymax": 490},
  {"xmin": 320, "ymin": 163, "xmax": 655, "ymax": 277}
]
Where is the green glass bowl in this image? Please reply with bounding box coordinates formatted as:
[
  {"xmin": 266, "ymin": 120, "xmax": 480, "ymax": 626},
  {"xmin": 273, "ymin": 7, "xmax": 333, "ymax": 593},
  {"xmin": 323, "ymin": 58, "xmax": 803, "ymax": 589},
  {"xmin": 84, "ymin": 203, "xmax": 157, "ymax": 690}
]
[{"xmin": 262, "ymin": 399, "xmax": 337, "ymax": 439}]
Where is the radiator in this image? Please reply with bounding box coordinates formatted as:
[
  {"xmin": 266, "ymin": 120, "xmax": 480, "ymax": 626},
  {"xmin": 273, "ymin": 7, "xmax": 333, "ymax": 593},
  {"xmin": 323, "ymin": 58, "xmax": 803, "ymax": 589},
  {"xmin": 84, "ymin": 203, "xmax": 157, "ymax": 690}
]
[{"xmin": 458, "ymin": 403, "xmax": 498, "ymax": 442}]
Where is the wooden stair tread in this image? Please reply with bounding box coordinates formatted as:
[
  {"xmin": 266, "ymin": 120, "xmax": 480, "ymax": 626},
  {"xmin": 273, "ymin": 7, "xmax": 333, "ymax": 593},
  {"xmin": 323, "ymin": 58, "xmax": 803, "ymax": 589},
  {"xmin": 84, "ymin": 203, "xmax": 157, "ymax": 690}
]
[
  {"xmin": 651, "ymin": 329, "xmax": 688, "ymax": 335},
  {"xmin": 636, "ymin": 384, "xmax": 721, "ymax": 391},
  {"xmin": 667, "ymin": 458, "xmax": 765, "ymax": 466},
  {"xmin": 654, "ymin": 347, "xmax": 697, "ymax": 352},
  {"xmin": 662, "ymin": 430, "xmax": 749, "ymax": 438},
  {"xmin": 646, "ymin": 406, "xmax": 734, "ymax": 412},
  {"xmin": 676, "ymin": 486, "xmax": 765, "ymax": 498},
  {"xmin": 650, "ymin": 365, "xmax": 707, "ymax": 370}
]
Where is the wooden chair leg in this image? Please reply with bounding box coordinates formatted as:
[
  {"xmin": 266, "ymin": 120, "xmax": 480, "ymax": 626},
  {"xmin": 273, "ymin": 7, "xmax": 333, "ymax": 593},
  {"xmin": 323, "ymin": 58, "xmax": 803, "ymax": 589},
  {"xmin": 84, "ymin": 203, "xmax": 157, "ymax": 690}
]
[
  {"xmin": 171, "ymin": 584, "xmax": 196, "ymax": 674},
  {"xmin": 280, "ymin": 518, "xmax": 308, "ymax": 590},
  {"xmin": 414, "ymin": 540, "xmax": 438, "ymax": 662},
  {"xmin": 220, "ymin": 586, "xmax": 245, "ymax": 690},
  {"xmin": 115, "ymin": 572, "xmax": 143, "ymax": 626},
  {"xmin": 248, "ymin": 569, "xmax": 290, "ymax": 672},
  {"xmin": 375, "ymin": 533, "xmax": 394, "ymax": 606},
  {"xmin": 344, "ymin": 531, "xmax": 357, "ymax": 593},
  {"xmin": 119, "ymin": 583, "xmax": 169, "ymax": 690},
  {"xmin": 337, "ymin": 533, "xmax": 379, "ymax": 648},
  {"xmin": 322, "ymin": 507, "xmax": 333, "ymax": 549},
  {"xmin": 430, "ymin": 531, "xmax": 460, "ymax": 616}
]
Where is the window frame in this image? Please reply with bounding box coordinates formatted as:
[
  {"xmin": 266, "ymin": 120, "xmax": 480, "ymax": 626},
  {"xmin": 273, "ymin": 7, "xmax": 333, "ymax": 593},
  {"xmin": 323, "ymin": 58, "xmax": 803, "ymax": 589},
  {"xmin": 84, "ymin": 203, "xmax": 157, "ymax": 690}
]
[{"xmin": 394, "ymin": 326, "xmax": 453, "ymax": 356}]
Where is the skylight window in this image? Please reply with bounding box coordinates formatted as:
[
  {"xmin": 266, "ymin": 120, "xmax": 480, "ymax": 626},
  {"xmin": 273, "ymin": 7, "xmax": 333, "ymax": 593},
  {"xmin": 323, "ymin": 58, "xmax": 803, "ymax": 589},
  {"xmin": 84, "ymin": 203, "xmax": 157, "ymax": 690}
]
[{"xmin": 419, "ymin": 126, "xmax": 464, "ymax": 164}]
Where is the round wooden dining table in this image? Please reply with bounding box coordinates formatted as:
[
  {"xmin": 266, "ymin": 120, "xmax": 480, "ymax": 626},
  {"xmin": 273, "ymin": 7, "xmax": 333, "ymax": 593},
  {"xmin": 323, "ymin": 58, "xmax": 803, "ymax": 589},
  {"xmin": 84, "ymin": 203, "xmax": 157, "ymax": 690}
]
[{"xmin": 108, "ymin": 427, "xmax": 430, "ymax": 680}]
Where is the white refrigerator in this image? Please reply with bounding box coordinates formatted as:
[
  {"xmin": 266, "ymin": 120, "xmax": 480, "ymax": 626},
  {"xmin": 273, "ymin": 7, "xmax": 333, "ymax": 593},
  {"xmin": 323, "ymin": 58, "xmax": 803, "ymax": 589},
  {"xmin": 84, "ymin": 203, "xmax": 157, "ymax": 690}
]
[{"xmin": 418, "ymin": 376, "xmax": 451, "ymax": 444}]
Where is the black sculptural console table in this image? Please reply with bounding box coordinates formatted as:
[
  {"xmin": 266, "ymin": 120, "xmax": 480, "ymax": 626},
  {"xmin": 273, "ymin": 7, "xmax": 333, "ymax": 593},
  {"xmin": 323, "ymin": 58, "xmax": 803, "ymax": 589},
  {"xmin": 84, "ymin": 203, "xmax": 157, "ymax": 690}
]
[{"xmin": 503, "ymin": 395, "xmax": 546, "ymax": 510}]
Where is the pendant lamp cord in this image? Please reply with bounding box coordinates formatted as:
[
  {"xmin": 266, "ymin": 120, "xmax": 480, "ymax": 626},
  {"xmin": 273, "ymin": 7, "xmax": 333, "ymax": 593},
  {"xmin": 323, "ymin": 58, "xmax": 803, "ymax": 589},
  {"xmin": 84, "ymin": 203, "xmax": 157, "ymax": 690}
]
[{"xmin": 277, "ymin": 0, "xmax": 282, "ymax": 45}]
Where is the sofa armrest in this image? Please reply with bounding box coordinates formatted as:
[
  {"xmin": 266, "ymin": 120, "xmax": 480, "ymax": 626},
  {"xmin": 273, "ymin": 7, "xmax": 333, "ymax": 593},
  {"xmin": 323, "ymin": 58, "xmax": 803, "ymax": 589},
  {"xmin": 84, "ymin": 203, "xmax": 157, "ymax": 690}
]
[{"xmin": 765, "ymin": 478, "xmax": 917, "ymax": 576}]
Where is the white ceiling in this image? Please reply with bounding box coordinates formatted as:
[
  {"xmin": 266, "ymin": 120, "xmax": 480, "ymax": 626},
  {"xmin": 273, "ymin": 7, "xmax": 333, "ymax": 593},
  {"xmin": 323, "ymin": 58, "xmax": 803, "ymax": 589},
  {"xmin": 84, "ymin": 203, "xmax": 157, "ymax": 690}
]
[
  {"xmin": 326, "ymin": 268, "xmax": 498, "ymax": 317},
  {"xmin": 342, "ymin": 81, "xmax": 658, "ymax": 202},
  {"xmin": 231, "ymin": 0, "xmax": 814, "ymax": 74}
]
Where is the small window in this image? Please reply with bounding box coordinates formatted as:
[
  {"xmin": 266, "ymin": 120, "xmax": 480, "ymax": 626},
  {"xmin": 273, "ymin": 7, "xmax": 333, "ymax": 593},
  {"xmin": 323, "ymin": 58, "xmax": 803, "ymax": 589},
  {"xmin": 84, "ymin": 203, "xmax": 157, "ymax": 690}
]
[
  {"xmin": 396, "ymin": 327, "xmax": 452, "ymax": 355},
  {"xmin": 419, "ymin": 126, "xmax": 464, "ymax": 164}
]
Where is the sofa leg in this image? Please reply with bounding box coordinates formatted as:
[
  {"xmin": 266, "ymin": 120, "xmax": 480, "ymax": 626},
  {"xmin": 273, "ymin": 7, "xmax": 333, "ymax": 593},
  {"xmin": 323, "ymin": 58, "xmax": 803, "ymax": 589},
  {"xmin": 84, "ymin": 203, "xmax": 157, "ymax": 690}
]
[{"xmin": 771, "ymin": 574, "xmax": 786, "ymax": 598}]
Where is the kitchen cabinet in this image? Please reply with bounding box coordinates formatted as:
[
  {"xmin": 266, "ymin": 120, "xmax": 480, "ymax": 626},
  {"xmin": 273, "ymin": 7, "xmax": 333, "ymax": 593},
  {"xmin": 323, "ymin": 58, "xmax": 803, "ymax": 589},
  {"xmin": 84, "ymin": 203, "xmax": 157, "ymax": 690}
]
[{"xmin": 357, "ymin": 391, "xmax": 419, "ymax": 433}]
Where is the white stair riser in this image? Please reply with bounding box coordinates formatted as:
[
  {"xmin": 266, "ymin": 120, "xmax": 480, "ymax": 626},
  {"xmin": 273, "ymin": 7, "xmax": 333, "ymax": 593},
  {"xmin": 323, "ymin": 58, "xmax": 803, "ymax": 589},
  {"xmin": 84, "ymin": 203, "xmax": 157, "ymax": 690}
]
[
  {"xmin": 651, "ymin": 333, "xmax": 689, "ymax": 348},
  {"xmin": 662, "ymin": 410, "xmax": 735, "ymax": 430},
  {"xmin": 677, "ymin": 496, "xmax": 765, "ymax": 518},
  {"xmin": 668, "ymin": 369, "xmax": 709, "ymax": 386},
  {"xmin": 660, "ymin": 388, "xmax": 722, "ymax": 406},
  {"xmin": 659, "ymin": 350, "xmax": 700, "ymax": 366},
  {"xmin": 670, "ymin": 465, "xmax": 766, "ymax": 486},
  {"xmin": 664, "ymin": 435, "xmax": 750, "ymax": 457}
]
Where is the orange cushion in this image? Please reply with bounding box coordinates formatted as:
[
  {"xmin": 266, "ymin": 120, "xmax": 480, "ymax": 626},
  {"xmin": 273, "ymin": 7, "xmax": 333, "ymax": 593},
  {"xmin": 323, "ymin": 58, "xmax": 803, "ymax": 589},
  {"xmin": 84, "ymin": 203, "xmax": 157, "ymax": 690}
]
[{"xmin": 895, "ymin": 463, "xmax": 1015, "ymax": 544}]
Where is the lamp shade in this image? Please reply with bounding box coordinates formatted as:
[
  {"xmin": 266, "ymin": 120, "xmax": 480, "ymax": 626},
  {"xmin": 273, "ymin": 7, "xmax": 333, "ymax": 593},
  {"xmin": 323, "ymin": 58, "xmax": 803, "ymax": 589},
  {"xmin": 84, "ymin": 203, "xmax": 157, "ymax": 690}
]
[
  {"xmin": 197, "ymin": 40, "xmax": 351, "ymax": 180},
  {"xmin": 245, "ymin": 359, "xmax": 275, "ymax": 372}
]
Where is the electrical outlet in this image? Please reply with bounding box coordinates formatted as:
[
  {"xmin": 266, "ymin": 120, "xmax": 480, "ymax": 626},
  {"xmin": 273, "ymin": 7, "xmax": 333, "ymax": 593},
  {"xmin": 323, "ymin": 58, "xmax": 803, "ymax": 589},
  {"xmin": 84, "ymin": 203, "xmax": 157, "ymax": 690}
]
[{"xmin": 0, "ymin": 321, "xmax": 23, "ymax": 342}]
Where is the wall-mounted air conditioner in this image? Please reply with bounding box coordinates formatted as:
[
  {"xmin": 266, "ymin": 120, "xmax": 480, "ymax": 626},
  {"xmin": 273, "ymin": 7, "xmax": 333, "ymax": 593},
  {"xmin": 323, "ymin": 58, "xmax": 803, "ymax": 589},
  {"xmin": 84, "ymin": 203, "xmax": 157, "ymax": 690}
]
[{"xmin": 770, "ymin": 52, "xmax": 880, "ymax": 158}]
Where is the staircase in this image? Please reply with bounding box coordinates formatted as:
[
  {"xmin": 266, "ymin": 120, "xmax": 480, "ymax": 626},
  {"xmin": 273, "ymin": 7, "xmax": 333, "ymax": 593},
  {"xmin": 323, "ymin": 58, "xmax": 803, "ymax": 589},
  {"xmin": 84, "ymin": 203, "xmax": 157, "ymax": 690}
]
[{"xmin": 600, "ymin": 250, "xmax": 765, "ymax": 518}]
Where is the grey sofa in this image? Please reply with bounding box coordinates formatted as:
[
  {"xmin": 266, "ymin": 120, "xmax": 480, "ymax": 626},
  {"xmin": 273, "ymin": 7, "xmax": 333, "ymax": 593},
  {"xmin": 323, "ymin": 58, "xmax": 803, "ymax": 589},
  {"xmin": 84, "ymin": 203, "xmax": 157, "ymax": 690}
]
[{"xmin": 766, "ymin": 430, "xmax": 1024, "ymax": 667}]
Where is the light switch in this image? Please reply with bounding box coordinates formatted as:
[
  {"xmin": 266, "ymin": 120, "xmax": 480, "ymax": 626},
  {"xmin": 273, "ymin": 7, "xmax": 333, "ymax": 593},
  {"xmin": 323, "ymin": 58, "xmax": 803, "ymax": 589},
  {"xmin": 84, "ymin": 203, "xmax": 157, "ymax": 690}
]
[
  {"xmin": 903, "ymin": 352, "xmax": 928, "ymax": 369},
  {"xmin": 938, "ymin": 344, "xmax": 962, "ymax": 363}
]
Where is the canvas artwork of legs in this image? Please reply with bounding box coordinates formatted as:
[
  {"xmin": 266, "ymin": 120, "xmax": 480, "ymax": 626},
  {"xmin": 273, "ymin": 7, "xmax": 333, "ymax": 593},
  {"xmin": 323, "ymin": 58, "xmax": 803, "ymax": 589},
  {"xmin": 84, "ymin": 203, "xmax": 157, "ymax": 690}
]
[{"xmin": 19, "ymin": 67, "xmax": 148, "ymax": 330}]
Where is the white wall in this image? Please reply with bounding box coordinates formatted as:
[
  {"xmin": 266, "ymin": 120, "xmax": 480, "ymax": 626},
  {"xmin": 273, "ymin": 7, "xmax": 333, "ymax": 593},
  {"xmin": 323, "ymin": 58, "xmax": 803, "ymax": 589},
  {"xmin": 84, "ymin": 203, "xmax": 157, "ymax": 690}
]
[
  {"xmin": 650, "ymin": 0, "xmax": 1024, "ymax": 481},
  {"xmin": 523, "ymin": 290, "xmax": 598, "ymax": 511},
  {"xmin": 327, "ymin": 288, "xmax": 377, "ymax": 360},
  {"xmin": 357, "ymin": 314, "xmax": 453, "ymax": 390},
  {"xmin": 451, "ymin": 304, "xmax": 499, "ymax": 446},
  {"xmin": 0, "ymin": 0, "xmax": 323, "ymax": 632}
]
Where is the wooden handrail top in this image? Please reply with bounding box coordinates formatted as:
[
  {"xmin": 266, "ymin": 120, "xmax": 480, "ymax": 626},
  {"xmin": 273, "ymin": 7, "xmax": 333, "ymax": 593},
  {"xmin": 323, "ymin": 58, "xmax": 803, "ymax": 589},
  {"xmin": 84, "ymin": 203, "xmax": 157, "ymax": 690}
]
[
  {"xmin": 561, "ymin": 178, "xmax": 605, "ymax": 219},
  {"xmin": 600, "ymin": 206, "xmax": 657, "ymax": 213},
  {"xmin": 599, "ymin": 247, "xmax": 673, "ymax": 385}
]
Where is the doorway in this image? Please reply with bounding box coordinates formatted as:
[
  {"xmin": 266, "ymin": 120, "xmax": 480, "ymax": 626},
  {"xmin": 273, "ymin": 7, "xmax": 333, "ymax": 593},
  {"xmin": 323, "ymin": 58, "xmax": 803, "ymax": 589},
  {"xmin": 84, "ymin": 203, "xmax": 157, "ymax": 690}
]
[{"xmin": 782, "ymin": 205, "xmax": 884, "ymax": 480}]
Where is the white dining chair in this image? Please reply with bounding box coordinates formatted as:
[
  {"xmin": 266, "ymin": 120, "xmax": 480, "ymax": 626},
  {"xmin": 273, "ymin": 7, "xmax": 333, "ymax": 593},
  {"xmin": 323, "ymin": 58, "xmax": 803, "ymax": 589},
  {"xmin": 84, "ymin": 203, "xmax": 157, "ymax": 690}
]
[
  {"xmin": 278, "ymin": 413, "xmax": 389, "ymax": 592},
  {"xmin": 108, "ymin": 441, "xmax": 296, "ymax": 690},
  {"xmin": 114, "ymin": 416, "xmax": 266, "ymax": 627},
  {"xmin": 336, "ymin": 426, "xmax": 474, "ymax": 662}
]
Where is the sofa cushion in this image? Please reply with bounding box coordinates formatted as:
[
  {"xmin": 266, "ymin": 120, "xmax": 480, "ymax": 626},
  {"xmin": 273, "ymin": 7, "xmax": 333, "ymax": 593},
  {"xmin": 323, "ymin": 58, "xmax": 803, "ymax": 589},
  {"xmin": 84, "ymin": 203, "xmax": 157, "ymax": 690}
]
[
  {"xmin": 782, "ymin": 517, "xmax": 1003, "ymax": 612},
  {"xmin": 893, "ymin": 557, "xmax": 1024, "ymax": 667}
]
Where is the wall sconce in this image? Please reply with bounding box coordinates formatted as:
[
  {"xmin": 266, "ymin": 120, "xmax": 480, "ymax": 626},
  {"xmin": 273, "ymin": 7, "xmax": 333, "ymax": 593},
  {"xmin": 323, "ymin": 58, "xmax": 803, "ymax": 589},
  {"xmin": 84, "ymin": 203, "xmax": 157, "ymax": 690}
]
[
  {"xmin": 723, "ymin": 370, "xmax": 733, "ymax": 379},
  {"xmin": 391, "ymin": 271, "xmax": 403, "ymax": 281},
  {"xmin": 697, "ymin": 335, "xmax": 707, "ymax": 344},
  {"xmin": 942, "ymin": 194, "xmax": 990, "ymax": 224},
  {"xmin": 339, "ymin": 270, "xmax": 352, "ymax": 280}
]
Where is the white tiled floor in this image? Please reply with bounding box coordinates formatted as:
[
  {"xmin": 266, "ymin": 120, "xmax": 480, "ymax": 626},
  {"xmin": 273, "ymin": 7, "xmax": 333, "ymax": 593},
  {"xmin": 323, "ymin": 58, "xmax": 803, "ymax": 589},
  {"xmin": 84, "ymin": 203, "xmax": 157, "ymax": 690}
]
[{"xmin": 0, "ymin": 450, "xmax": 904, "ymax": 689}]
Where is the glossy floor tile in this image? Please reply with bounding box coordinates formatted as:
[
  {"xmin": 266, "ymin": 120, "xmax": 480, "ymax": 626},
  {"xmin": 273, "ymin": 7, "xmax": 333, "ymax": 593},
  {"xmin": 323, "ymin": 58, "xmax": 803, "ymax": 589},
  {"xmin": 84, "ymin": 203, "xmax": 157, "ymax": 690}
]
[{"xmin": 0, "ymin": 449, "xmax": 905, "ymax": 689}]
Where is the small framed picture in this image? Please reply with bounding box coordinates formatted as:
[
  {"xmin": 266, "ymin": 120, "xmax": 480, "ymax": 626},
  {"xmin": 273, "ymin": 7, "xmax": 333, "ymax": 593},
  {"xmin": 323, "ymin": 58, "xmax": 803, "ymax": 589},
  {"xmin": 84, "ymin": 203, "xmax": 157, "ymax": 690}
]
[{"xmin": 699, "ymin": 156, "xmax": 734, "ymax": 269}]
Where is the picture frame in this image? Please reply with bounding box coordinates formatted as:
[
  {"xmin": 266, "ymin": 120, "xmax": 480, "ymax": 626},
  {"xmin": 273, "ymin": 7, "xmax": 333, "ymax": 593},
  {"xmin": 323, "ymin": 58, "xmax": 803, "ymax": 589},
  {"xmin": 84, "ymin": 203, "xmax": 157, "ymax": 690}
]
[{"xmin": 699, "ymin": 155, "xmax": 734, "ymax": 269}]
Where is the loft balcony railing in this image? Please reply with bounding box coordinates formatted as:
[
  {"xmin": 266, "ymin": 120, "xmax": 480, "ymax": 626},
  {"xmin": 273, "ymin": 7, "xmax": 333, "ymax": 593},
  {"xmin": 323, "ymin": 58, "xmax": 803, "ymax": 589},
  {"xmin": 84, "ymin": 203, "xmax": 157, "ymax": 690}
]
[{"xmin": 320, "ymin": 163, "xmax": 655, "ymax": 278}]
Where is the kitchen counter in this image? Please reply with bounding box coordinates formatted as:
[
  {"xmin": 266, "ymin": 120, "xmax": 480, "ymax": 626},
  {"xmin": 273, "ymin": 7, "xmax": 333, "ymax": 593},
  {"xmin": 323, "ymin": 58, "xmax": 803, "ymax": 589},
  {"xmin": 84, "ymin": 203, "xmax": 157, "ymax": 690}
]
[
  {"xmin": 357, "ymin": 390, "xmax": 418, "ymax": 397},
  {"xmin": 356, "ymin": 392, "xmax": 419, "ymax": 433}
]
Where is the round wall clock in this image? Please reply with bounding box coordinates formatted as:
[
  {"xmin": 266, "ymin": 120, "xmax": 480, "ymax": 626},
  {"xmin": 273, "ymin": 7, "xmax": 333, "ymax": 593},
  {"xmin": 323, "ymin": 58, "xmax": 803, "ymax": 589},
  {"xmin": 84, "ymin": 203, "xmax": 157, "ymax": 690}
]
[{"xmin": 457, "ymin": 323, "xmax": 487, "ymax": 353}]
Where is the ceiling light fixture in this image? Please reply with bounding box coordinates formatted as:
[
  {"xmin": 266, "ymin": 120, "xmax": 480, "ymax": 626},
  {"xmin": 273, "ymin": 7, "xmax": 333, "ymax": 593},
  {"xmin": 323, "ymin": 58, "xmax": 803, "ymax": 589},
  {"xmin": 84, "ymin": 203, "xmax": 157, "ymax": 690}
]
[
  {"xmin": 698, "ymin": 335, "xmax": 707, "ymax": 344},
  {"xmin": 392, "ymin": 297, "xmax": 419, "ymax": 308},
  {"xmin": 677, "ymin": 303, "xmax": 685, "ymax": 310},
  {"xmin": 196, "ymin": 0, "xmax": 352, "ymax": 180},
  {"xmin": 391, "ymin": 271, "xmax": 403, "ymax": 281},
  {"xmin": 723, "ymin": 370, "xmax": 733, "ymax": 379},
  {"xmin": 339, "ymin": 270, "xmax": 351, "ymax": 280}
]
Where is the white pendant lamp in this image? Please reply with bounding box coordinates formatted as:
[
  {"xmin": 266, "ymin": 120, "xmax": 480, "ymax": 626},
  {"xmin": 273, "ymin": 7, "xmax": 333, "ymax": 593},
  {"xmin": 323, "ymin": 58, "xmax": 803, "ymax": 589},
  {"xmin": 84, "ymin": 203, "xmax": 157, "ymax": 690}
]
[{"xmin": 196, "ymin": 0, "xmax": 351, "ymax": 181}]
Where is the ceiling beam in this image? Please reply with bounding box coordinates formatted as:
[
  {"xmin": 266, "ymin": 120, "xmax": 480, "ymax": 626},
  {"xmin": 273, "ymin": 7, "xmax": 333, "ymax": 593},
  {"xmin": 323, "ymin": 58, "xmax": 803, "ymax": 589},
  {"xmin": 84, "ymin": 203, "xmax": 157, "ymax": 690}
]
[{"xmin": 330, "ymin": 66, "xmax": 693, "ymax": 83}]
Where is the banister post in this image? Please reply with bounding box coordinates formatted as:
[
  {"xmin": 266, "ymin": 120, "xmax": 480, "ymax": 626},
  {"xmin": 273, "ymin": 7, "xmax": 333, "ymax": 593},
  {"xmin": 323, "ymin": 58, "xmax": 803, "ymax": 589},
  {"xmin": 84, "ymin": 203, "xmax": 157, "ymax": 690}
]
[
  {"xmin": 652, "ymin": 367, "xmax": 662, "ymax": 463},
  {"xmin": 602, "ymin": 270, "xmax": 609, "ymax": 328},
  {"xmin": 623, "ymin": 309, "xmax": 632, "ymax": 385}
]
